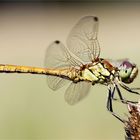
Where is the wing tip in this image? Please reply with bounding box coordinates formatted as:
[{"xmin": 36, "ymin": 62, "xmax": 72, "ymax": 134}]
[{"xmin": 65, "ymin": 99, "xmax": 77, "ymax": 106}]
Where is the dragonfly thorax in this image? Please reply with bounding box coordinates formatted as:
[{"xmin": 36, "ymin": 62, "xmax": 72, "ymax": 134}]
[{"xmin": 80, "ymin": 60, "xmax": 115, "ymax": 84}]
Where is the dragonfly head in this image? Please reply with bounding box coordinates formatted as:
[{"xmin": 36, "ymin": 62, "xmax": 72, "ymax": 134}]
[{"xmin": 118, "ymin": 60, "xmax": 138, "ymax": 84}]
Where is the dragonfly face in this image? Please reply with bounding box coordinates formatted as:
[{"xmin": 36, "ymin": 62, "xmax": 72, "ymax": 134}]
[{"xmin": 118, "ymin": 60, "xmax": 138, "ymax": 84}]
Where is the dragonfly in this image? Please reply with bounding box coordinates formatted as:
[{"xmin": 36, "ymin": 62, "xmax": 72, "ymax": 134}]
[{"xmin": 0, "ymin": 16, "xmax": 139, "ymax": 122}]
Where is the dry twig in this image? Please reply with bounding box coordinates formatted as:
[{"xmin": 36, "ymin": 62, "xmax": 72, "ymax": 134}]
[{"xmin": 124, "ymin": 102, "xmax": 140, "ymax": 140}]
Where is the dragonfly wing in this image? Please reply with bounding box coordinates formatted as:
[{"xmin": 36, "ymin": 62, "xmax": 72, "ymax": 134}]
[
  {"xmin": 47, "ymin": 76, "xmax": 70, "ymax": 91},
  {"xmin": 67, "ymin": 16, "xmax": 100, "ymax": 62},
  {"xmin": 45, "ymin": 41, "xmax": 82, "ymax": 90},
  {"xmin": 64, "ymin": 81, "xmax": 91, "ymax": 105}
]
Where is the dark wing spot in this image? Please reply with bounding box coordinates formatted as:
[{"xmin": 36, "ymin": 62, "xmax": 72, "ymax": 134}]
[
  {"xmin": 94, "ymin": 17, "xmax": 98, "ymax": 22},
  {"xmin": 55, "ymin": 40, "xmax": 60, "ymax": 44}
]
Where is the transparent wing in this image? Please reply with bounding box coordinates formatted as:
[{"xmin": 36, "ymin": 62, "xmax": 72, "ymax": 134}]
[
  {"xmin": 67, "ymin": 16, "xmax": 100, "ymax": 63},
  {"xmin": 45, "ymin": 40, "xmax": 83, "ymax": 91},
  {"xmin": 47, "ymin": 75, "xmax": 70, "ymax": 91},
  {"xmin": 64, "ymin": 81, "xmax": 91, "ymax": 105}
]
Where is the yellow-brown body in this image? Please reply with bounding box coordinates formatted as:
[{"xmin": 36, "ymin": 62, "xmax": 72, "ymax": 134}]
[{"xmin": 0, "ymin": 59, "xmax": 116, "ymax": 85}]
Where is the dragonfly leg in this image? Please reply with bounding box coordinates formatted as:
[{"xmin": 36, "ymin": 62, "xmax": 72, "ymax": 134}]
[
  {"xmin": 110, "ymin": 86, "xmax": 126, "ymax": 102},
  {"xmin": 115, "ymin": 84, "xmax": 138, "ymax": 104},
  {"xmin": 119, "ymin": 81, "xmax": 140, "ymax": 95},
  {"xmin": 107, "ymin": 86, "xmax": 124, "ymax": 123},
  {"xmin": 111, "ymin": 87, "xmax": 115, "ymax": 99}
]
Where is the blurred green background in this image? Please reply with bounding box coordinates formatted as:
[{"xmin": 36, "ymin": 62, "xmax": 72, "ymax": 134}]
[{"xmin": 0, "ymin": 2, "xmax": 140, "ymax": 140}]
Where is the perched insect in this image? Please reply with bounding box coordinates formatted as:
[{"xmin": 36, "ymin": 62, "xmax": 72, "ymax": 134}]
[{"xmin": 0, "ymin": 16, "xmax": 139, "ymax": 122}]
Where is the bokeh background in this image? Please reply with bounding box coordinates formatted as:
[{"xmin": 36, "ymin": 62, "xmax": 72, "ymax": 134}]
[{"xmin": 0, "ymin": 2, "xmax": 140, "ymax": 140}]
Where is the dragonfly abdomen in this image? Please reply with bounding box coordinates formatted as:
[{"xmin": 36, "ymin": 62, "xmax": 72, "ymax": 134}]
[
  {"xmin": 0, "ymin": 64, "xmax": 80, "ymax": 81},
  {"xmin": 46, "ymin": 67, "xmax": 80, "ymax": 81},
  {"xmin": 0, "ymin": 64, "xmax": 47, "ymax": 74}
]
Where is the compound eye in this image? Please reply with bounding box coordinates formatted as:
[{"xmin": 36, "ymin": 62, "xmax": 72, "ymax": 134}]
[
  {"xmin": 118, "ymin": 60, "xmax": 138, "ymax": 83},
  {"xmin": 119, "ymin": 67, "xmax": 132, "ymax": 79}
]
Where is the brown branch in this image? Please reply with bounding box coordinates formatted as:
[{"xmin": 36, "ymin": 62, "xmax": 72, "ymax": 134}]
[{"xmin": 124, "ymin": 102, "xmax": 140, "ymax": 140}]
